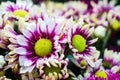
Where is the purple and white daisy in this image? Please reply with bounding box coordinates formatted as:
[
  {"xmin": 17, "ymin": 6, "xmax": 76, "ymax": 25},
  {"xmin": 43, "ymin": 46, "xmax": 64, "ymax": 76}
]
[
  {"xmin": 103, "ymin": 49, "xmax": 120, "ymax": 69},
  {"xmin": 91, "ymin": 0, "xmax": 114, "ymax": 15},
  {"xmin": 83, "ymin": 0, "xmax": 115, "ymax": 27},
  {"xmin": 59, "ymin": 1, "xmax": 87, "ymax": 19},
  {"xmin": 108, "ymin": 6, "xmax": 120, "ymax": 31},
  {"xmin": 85, "ymin": 67, "xmax": 120, "ymax": 80},
  {"xmin": 83, "ymin": 59, "xmax": 112, "ymax": 80},
  {"xmin": 46, "ymin": 1, "xmax": 87, "ymax": 20},
  {"xmin": 83, "ymin": 58, "xmax": 120, "ymax": 80},
  {"xmin": 86, "ymin": 70, "xmax": 117, "ymax": 80},
  {"xmin": 12, "ymin": 13, "xmax": 69, "ymax": 79},
  {"xmin": 0, "ymin": 0, "xmax": 33, "ymax": 19},
  {"xmin": 67, "ymin": 19, "xmax": 98, "ymax": 60},
  {"xmin": 72, "ymin": 48, "xmax": 100, "ymax": 69}
]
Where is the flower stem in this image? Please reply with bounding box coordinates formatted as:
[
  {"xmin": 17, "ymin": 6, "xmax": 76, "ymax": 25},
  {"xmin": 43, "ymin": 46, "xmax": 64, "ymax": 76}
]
[{"xmin": 100, "ymin": 28, "xmax": 111, "ymax": 58}]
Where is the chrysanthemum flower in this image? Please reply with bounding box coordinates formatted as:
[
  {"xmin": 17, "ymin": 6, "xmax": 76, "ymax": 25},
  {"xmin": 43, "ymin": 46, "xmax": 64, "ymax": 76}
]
[
  {"xmin": 12, "ymin": 13, "xmax": 69, "ymax": 79},
  {"xmin": 83, "ymin": 58, "xmax": 120, "ymax": 80},
  {"xmin": 108, "ymin": 6, "xmax": 120, "ymax": 31},
  {"xmin": 87, "ymin": 70, "xmax": 108, "ymax": 80},
  {"xmin": 103, "ymin": 49, "xmax": 120, "ymax": 69},
  {"xmin": 0, "ymin": 21, "xmax": 18, "ymax": 50},
  {"xmin": 3, "ymin": 24, "xmax": 20, "ymax": 75},
  {"xmin": 37, "ymin": 55, "xmax": 69, "ymax": 79},
  {"xmin": 86, "ymin": 69, "xmax": 120, "ymax": 80},
  {"xmin": 67, "ymin": 19, "xmax": 97, "ymax": 59},
  {"xmin": 0, "ymin": 0, "xmax": 33, "ymax": 19},
  {"xmin": 83, "ymin": 0, "xmax": 115, "ymax": 27},
  {"xmin": 72, "ymin": 49, "xmax": 100, "ymax": 69},
  {"xmin": 59, "ymin": 1, "xmax": 87, "ymax": 19},
  {"xmin": 46, "ymin": 1, "xmax": 87, "ymax": 20},
  {"xmin": 91, "ymin": 0, "xmax": 114, "ymax": 15}
]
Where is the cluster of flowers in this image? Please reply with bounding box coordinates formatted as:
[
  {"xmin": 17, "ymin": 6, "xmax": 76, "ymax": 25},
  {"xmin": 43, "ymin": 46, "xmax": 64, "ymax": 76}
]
[{"xmin": 0, "ymin": 0, "xmax": 120, "ymax": 80}]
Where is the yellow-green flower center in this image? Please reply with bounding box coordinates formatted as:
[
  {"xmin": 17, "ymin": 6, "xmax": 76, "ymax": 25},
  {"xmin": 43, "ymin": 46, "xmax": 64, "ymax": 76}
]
[
  {"xmin": 80, "ymin": 60, "xmax": 86, "ymax": 66},
  {"xmin": 43, "ymin": 65, "xmax": 61, "ymax": 75},
  {"xmin": 13, "ymin": 9, "xmax": 28, "ymax": 17},
  {"xmin": 111, "ymin": 19, "xmax": 120, "ymax": 31},
  {"xmin": 34, "ymin": 38, "xmax": 52, "ymax": 57},
  {"xmin": 95, "ymin": 70, "xmax": 107, "ymax": 78},
  {"xmin": 72, "ymin": 34, "xmax": 86, "ymax": 52}
]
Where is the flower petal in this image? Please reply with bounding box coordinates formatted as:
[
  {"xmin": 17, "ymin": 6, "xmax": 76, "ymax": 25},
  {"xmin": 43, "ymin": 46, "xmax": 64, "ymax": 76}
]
[
  {"xmin": 87, "ymin": 38, "xmax": 98, "ymax": 45},
  {"xmin": 17, "ymin": 35, "xmax": 28, "ymax": 46},
  {"xmin": 14, "ymin": 47, "xmax": 32, "ymax": 55},
  {"xmin": 20, "ymin": 65, "xmax": 35, "ymax": 73},
  {"xmin": 19, "ymin": 56, "xmax": 33, "ymax": 66},
  {"xmin": 22, "ymin": 28, "xmax": 33, "ymax": 40}
]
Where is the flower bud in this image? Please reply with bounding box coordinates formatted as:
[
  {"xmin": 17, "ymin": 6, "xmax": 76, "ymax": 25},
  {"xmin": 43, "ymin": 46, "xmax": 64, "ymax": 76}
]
[{"xmin": 94, "ymin": 26, "xmax": 106, "ymax": 38}]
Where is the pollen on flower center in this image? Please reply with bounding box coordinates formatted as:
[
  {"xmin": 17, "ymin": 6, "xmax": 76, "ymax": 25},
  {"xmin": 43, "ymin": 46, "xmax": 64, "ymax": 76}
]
[
  {"xmin": 34, "ymin": 38, "xmax": 52, "ymax": 57},
  {"xmin": 95, "ymin": 70, "xmax": 107, "ymax": 78},
  {"xmin": 72, "ymin": 34, "xmax": 86, "ymax": 52},
  {"xmin": 13, "ymin": 9, "xmax": 28, "ymax": 17},
  {"xmin": 43, "ymin": 65, "xmax": 61, "ymax": 75}
]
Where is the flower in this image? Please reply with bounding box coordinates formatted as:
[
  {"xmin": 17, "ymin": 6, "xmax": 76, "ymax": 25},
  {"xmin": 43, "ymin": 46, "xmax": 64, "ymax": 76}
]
[
  {"xmin": 59, "ymin": 1, "xmax": 87, "ymax": 19},
  {"xmin": 11, "ymin": 12, "xmax": 70, "ymax": 79},
  {"xmin": 108, "ymin": 6, "xmax": 120, "ymax": 31},
  {"xmin": 82, "ymin": 55, "xmax": 120, "ymax": 80},
  {"xmin": 103, "ymin": 49, "xmax": 120, "ymax": 69},
  {"xmin": 37, "ymin": 55, "xmax": 69, "ymax": 79},
  {"xmin": 1, "ymin": 0, "xmax": 120, "ymax": 79},
  {"xmin": 83, "ymin": 0, "xmax": 115, "ymax": 28},
  {"xmin": 12, "ymin": 12, "xmax": 68, "ymax": 76},
  {"xmin": 0, "ymin": 0, "xmax": 33, "ymax": 19},
  {"xmin": 72, "ymin": 49, "xmax": 100, "ymax": 69},
  {"xmin": 46, "ymin": 1, "xmax": 87, "ymax": 20},
  {"xmin": 86, "ymin": 70, "xmax": 120, "ymax": 80},
  {"xmin": 91, "ymin": 0, "xmax": 114, "ymax": 15},
  {"xmin": 67, "ymin": 19, "xmax": 97, "ymax": 59}
]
